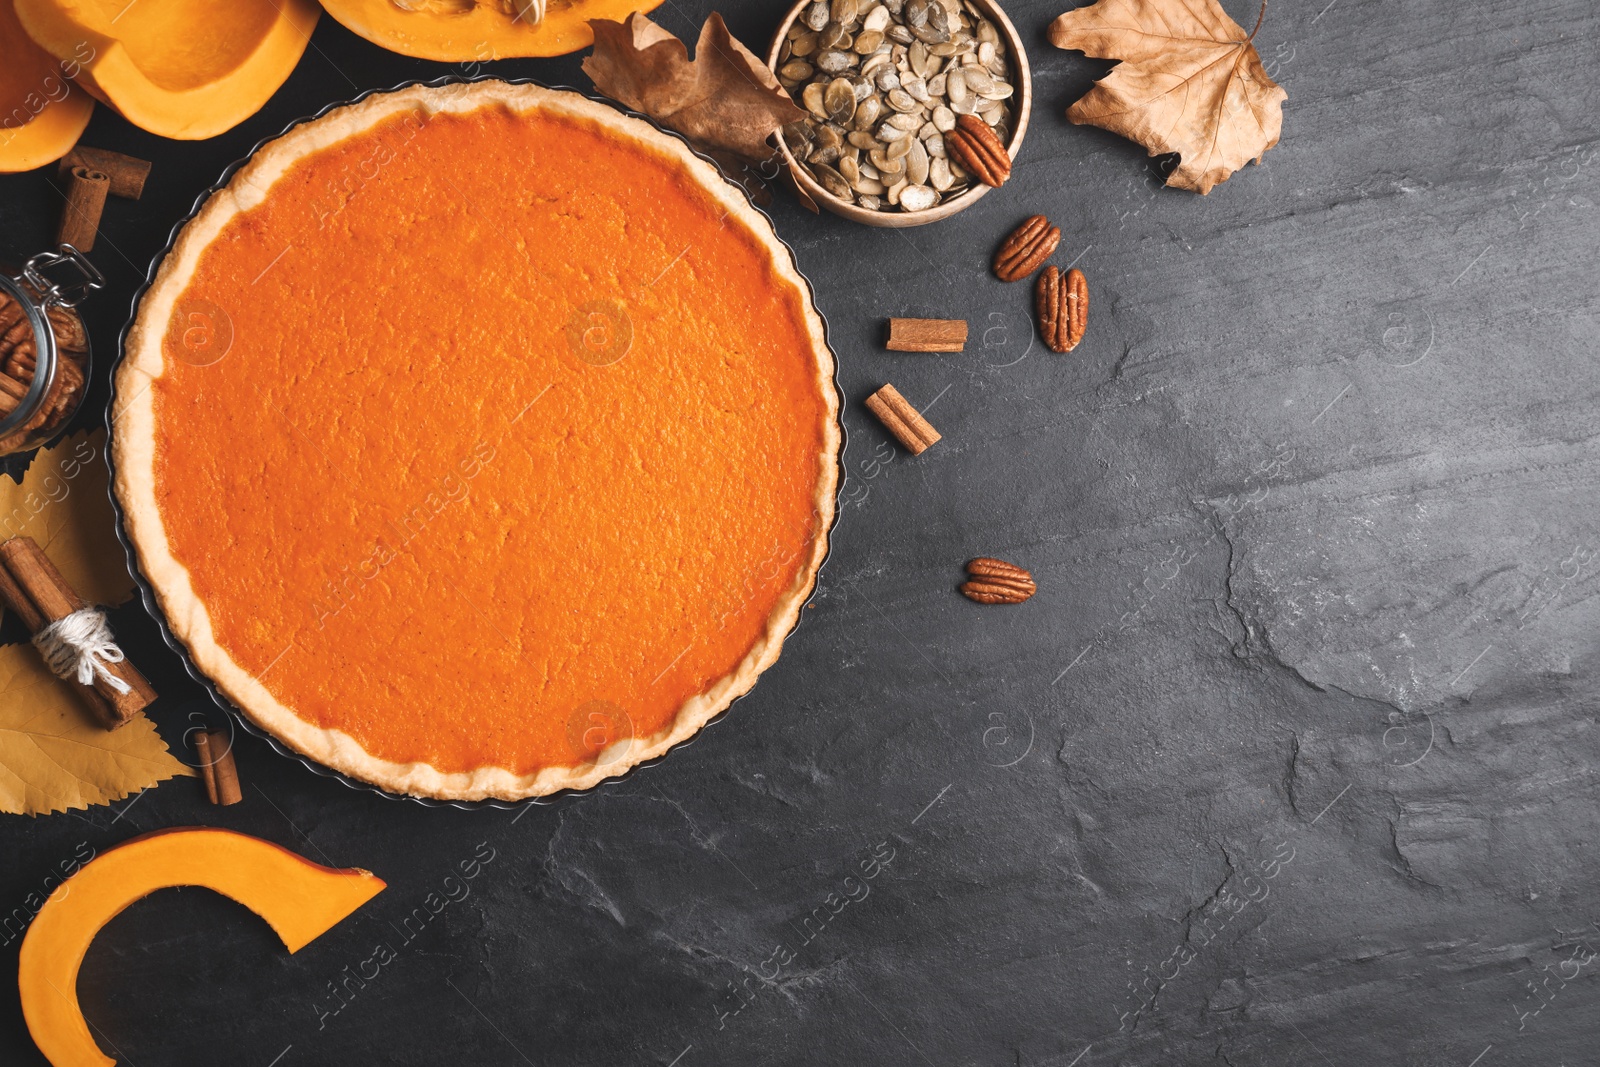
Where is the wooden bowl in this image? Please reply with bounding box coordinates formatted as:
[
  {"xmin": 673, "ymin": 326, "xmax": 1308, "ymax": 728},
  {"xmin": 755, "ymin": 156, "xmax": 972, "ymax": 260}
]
[{"xmin": 766, "ymin": 0, "xmax": 1032, "ymax": 228}]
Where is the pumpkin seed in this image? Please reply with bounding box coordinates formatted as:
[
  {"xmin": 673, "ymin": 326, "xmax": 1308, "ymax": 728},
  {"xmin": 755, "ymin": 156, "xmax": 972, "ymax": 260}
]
[
  {"xmin": 848, "ymin": 130, "xmax": 879, "ymax": 149},
  {"xmin": 908, "ymin": 40, "xmax": 930, "ymax": 75},
  {"xmin": 886, "ymin": 24, "xmax": 914, "ymax": 43},
  {"xmin": 886, "ymin": 134, "xmax": 913, "ymax": 160},
  {"xmin": 904, "ymin": 0, "xmax": 929, "ymax": 27},
  {"xmin": 855, "ymin": 95, "xmax": 884, "ymax": 126},
  {"xmin": 803, "ymin": 82, "xmax": 829, "ymax": 119},
  {"xmin": 858, "ymin": 194, "xmax": 883, "ymax": 209},
  {"xmin": 805, "ymin": 1, "xmax": 829, "ymax": 29},
  {"xmin": 862, "ymin": 3, "xmax": 891, "ymax": 31},
  {"xmin": 811, "ymin": 163, "xmax": 852, "ymax": 199},
  {"xmin": 900, "ymin": 184, "xmax": 937, "ymax": 211},
  {"xmin": 923, "ymin": 129, "xmax": 946, "ymax": 156},
  {"xmin": 818, "ymin": 21, "xmax": 850, "ymax": 48},
  {"xmin": 868, "ymin": 147, "xmax": 905, "ymax": 175},
  {"xmin": 816, "ymin": 49, "xmax": 856, "ymax": 73},
  {"xmin": 808, "ymin": 142, "xmax": 841, "ymax": 165},
  {"xmin": 887, "ymin": 87, "xmax": 918, "ymax": 112},
  {"xmin": 792, "ymin": 31, "xmax": 820, "ymax": 56},
  {"xmin": 854, "ymin": 29, "xmax": 884, "ymax": 52},
  {"xmin": 831, "ymin": 0, "xmax": 859, "ymax": 26},
  {"xmin": 931, "ymin": 103, "xmax": 955, "ymax": 131},
  {"xmin": 839, "ymin": 155, "xmax": 861, "ymax": 183},
  {"xmin": 876, "ymin": 120, "xmax": 909, "ymax": 140},
  {"xmin": 903, "ymin": 75, "xmax": 930, "ymax": 102},
  {"xmin": 945, "ymin": 68, "xmax": 969, "ymax": 106},
  {"xmin": 787, "ymin": 21, "xmax": 808, "ymax": 40},
  {"xmin": 875, "ymin": 67, "xmax": 900, "ymax": 91},
  {"xmin": 928, "ymin": 155, "xmax": 952, "ymax": 190},
  {"xmin": 905, "ymin": 137, "xmax": 929, "ymax": 184},
  {"xmin": 886, "ymin": 176, "xmax": 909, "ymax": 205},
  {"xmin": 887, "ymin": 110, "xmax": 922, "ymax": 129},
  {"xmin": 780, "ymin": 59, "xmax": 815, "ymax": 81},
  {"xmin": 824, "ymin": 78, "xmax": 857, "ymax": 123},
  {"xmin": 860, "ymin": 159, "xmax": 882, "ymax": 179},
  {"xmin": 854, "ymin": 175, "xmax": 887, "ymax": 195}
]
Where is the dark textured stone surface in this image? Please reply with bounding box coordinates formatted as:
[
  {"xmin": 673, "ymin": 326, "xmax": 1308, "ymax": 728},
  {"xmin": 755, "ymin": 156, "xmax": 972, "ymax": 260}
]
[{"xmin": 1, "ymin": 0, "xmax": 1598, "ymax": 1063}]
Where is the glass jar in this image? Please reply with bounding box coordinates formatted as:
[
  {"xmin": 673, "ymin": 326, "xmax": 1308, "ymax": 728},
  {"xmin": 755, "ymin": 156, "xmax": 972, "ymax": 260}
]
[{"xmin": 0, "ymin": 245, "xmax": 102, "ymax": 456}]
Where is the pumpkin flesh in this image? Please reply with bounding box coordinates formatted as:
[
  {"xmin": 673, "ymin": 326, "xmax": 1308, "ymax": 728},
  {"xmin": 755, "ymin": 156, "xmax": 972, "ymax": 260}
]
[
  {"xmin": 12, "ymin": 0, "xmax": 320, "ymax": 140},
  {"xmin": 317, "ymin": 0, "xmax": 664, "ymax": 60},
  {"xmin": 18, "ymin": 828, "xmax": 384, "ymax": 1067},
  {"xmin": 0, "ymin": 0, "xmax": 93, "ymax": 172}
]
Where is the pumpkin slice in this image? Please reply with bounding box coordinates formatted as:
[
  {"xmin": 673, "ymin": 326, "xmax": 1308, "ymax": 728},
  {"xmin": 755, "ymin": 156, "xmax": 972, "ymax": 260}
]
[
  {"xmin": 12, "ymin": 0, "xmax": 320, "ymax": 141},
  {"xmin": 318, "ymin": 0, "xmax": 663, "ymax": 60},
  {"xmin": 0, "ymin": 0, "xmax": 93, "ymax": 172},
  {"xmin": 18, "ymin": 827, "xmax": 384, "ymax": 1067}
]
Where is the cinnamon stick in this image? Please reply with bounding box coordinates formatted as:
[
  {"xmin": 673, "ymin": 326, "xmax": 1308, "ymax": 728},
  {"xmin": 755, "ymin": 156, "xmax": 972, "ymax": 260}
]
[
  {"xmin": 206, "ymin": 729, "xmax": 242, "ymax": 805},
  {"xmin": 57, "ymin": 167, "xmax": 109, "ymax": 253},
  {"xmin": 864, "ymin": 383, "xmax": 942, "ymax": 456},
  {"xmin": 0, "ymin": 557, "xmax": 120, "ymax": 727},
  {"xmin": 0, "ymin": 537, "xmax": 156, "ymax": 727},
  {"xmin": 887, "ymin": 318, "xmax": 968, "ymax": 353},
  {"xmin": 193, "ymin": 729, "xmax": 243, "ymax": 806},
  {"xmin": 193, "ymin": 731, "xmax": 220, "ymax": 804},
  {"xmin": 57, "ymin": 146, "xmax": 151, "ymax": 199}
]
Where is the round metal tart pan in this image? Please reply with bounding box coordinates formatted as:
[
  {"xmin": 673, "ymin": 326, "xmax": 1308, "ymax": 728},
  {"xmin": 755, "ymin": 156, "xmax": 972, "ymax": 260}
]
[{"xmin": 106, "ymin": 75, "xmax": 849, "ymax": 811}]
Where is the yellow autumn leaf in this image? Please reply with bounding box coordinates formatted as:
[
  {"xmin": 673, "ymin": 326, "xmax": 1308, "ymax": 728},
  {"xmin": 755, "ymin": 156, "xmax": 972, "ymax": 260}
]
[
  {"xmin": 0, "ymin": 428, "xmax": 135, "ymax": 608},
  {"xmin": 0, "ymin": 643, "xmax": 190, "ymax": 816}
]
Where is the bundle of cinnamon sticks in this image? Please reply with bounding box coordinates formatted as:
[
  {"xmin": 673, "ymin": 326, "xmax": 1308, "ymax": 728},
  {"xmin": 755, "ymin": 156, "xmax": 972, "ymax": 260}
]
[
  {"xmin": 0, "ymin": 535, "xmax": 241, "ymax": 805},
  {"xmin": 0, "ymin": 536, "xmax": 154, "ymax": 728}
]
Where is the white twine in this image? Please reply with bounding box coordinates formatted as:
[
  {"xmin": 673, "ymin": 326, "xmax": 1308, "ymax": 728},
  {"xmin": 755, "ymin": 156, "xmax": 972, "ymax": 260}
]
[{"xmin": 33, "ymin": 608, "xmax": 132, "ymax": 695}]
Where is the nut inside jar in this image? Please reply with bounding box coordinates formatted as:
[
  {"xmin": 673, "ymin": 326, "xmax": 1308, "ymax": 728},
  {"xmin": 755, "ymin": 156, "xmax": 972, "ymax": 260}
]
[{"xmin": 0, "ymin": 286, "xmax": 89, "ymax": 456}]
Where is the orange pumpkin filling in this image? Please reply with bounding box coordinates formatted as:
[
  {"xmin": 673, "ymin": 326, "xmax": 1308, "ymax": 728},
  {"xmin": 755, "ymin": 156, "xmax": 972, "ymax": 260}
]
[{"xmin": 148, "ymin": 104, "xmax": 831, "ymax": 777}]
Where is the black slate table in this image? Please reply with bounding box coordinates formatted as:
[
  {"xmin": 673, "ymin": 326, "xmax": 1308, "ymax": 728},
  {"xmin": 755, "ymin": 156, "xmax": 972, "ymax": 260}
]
[{"xmin": 2, "ymin": 1, "xmax": 1598, "ymax": 1064}]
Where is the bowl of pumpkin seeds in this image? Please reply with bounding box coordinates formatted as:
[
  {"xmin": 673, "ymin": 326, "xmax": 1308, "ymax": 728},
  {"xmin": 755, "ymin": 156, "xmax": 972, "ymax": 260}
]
[{"xmin": 766, "ymin": 0, "xmax": 1031, "ymax": 226}]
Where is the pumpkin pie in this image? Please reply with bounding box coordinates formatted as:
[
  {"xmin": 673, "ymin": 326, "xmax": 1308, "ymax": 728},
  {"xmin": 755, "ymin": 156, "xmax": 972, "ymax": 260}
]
[{"xmin": 113, "ymin": 82, "xmax": 840, "ymax": 801}]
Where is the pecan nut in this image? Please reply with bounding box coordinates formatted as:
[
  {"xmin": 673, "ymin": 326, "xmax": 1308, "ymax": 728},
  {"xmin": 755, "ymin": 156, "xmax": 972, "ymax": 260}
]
[
  {"xmin": 945, "ymin": 114, "xmax": 1011, "ymax": 188},
  {"xmin": 961, "ymin": 557, "xmax": 1036, "ymax": 604},
  {"xmin": 1035, "ymin": 266, "xmax": 1088, "ymax": 353},
  {"xmin": 993, "ymin": 215, "xmax": 1061, "ymax": 282}
]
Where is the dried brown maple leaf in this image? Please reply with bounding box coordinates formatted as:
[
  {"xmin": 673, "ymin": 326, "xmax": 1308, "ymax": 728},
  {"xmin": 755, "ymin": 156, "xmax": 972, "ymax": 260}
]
[
  {"xmin": 1049, "ymin": 0, "xmax": 1287, "ymax": 194},
  {"xmin": 584, "ymin": 12, "xmax": 806, "ymax": 169}
]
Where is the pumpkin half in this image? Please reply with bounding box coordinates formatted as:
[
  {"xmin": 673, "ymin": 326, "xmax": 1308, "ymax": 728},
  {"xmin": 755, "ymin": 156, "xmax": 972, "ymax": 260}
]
[
  {"xmin": 12, "ymin": 0, "xmax": 320, "ymax": 140},
  {"xmin": 0, "ymin": 0, "xmax": 93, "ymax": 172},
  {"xmin": 18, "ymin": 828, "xmax": 384, "ymax": 1067},
  {"xmin": 318, "ymin": 0, "xmax": 662, "ymax": 60}
]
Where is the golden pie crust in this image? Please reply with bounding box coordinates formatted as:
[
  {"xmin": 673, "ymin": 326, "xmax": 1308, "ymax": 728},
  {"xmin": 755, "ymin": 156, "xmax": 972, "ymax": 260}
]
[{"xmin": 113, "ymin": 82, "xmax": 839, "ymax": 801}]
